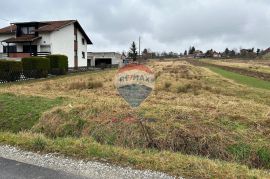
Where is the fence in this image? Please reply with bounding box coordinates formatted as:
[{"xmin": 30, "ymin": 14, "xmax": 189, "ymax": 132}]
[
  {"xmin": 68, "ymin": 66, "xmax": 99, "ymax": 73},
  {"xmin": 0, "ymin": 71, "xmax": 28, "ymax": 84}
]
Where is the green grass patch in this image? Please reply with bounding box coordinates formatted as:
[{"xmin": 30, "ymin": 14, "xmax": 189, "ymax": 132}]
[
  {"xmin": 227, "ymin": 143, "xmax": 252, "ymax": 161},
  {"xmin": 257, "ymin": 147, "xmax": 270, "ymax": 168},
  {"xmin": 0, "ymin": 93, "xmax": 64, "ymax": 132},
  {"xmin": 0, "ymin": 131, "xmax": 269, "ymax": 179},
  {"xmin": 208, "ymin": 66, "xmax": 270, "ymax": 90}
]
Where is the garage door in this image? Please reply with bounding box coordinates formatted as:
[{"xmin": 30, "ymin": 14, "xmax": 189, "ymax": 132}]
[{"xmin": 95, "ymin": 58, "xmax": 112, "ymax": 67}]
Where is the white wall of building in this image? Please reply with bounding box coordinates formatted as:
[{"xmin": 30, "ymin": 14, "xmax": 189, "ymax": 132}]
[
  {"xmin": 49, "ymin": 24, "xmax": 74, "ymax": 67},
  {"xmin": 77, "ymin": 29, "xmax": 88, "ymax": 66},
  {"xmin": 38, "ymin": 33, "xmax": 51, "ymax": 52},
  {"xmin": 49, "ymin": 24, "xmax": 88, "ymax": 67}
]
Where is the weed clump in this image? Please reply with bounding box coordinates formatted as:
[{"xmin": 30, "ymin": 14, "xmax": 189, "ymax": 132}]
[
  {"xmin": 87, "ymin": 81, "xmax": 103, "ymax": 89},
  {"xmin": 164, "ymin": 82, "xmax": 172, "ymax": 91},
  {"xmin": 68, "ymin": 80, "xmax": 103, "ymax": 90},
  {"xmin": 32, "ymin": 136, "xmax": 47, "ymax": 151}
]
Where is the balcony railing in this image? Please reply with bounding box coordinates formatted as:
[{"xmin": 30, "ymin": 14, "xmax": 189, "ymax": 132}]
[
  {"xmin": 31, "ymin": 52, "xmax": 51, "ymax": 57},
  {"xmin": 1, "ymin": 52, "xmax": 51, "ymax": 58}
]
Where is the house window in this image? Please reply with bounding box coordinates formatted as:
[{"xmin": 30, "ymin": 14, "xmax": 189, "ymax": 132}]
[
  {"xmin": 21, "ymin": 26, "xmax": 35, "ymax": 35},
  {"xmin": 82, "ymin": 51, "xmax": 85, "ymax": 59},
  {"xmin": 3, "ymin": 46, "xmax": 17, "ymax": 53},
  {"xmin": 82, "ymin": 38, "xmax": 85, "ymax": 45},
  {"xmin": 40, "ymin": 45, "xmax": 51, "ymax": 52}
]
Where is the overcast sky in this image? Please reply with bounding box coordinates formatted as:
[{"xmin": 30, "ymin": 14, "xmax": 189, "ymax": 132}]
[{"xmin": 1, "ymin": 0, "xmax": 270, "ymax": 53}]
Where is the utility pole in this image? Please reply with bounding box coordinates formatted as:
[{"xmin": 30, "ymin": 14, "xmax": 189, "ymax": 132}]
[{"xmin": 139, "ymin": 36, "xmax": 141, "ymax": 59}]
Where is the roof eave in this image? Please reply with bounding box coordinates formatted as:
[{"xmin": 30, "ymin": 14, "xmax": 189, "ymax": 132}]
[{"xmin": 74, "ymin": 21, "xmax": 92, "ymax": 45}]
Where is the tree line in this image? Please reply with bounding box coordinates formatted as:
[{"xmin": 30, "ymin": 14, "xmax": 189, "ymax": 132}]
[{"xmin": 126, "ymin": 41, "xmax": 270, "ymax": 61}]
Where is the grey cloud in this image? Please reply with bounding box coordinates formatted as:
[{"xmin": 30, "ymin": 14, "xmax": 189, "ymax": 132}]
[{"xmin": 1, "ymin": 0, "xmax": 270, "ymax": 52}]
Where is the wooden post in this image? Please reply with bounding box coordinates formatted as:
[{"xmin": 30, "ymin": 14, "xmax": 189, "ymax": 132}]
[
  {"xmin": 7, "ymin": 43, "xmax": 9, "ymax": 57},
  {"xmin": 29, "ymin": 42, "xmax": 32, "ymax": 56}
]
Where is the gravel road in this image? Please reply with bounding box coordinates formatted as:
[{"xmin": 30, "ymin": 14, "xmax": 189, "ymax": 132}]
[{"xmin": 0, "ymin": 145, "xmax": 179, "ymax": 179}]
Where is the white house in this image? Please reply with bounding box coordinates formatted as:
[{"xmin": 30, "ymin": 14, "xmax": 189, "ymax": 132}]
[
  {"xmin": 87, "ymin": 52, "xmax": 124, "ymax": 67},
  {"xmin": 0, "ymin": 20, "xmax": 92, "ymax": 67}
]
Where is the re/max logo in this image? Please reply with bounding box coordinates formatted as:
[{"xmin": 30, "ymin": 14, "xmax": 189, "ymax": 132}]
[{"xmin": 119, "ymin": 74, "xmax": 155, "ymax": 83}]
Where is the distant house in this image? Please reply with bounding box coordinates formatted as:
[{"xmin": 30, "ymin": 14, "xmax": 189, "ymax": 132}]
[
  {"xmin": 87, "ymin": 52, "xmax": 124, "ymax": 67},
  {"xmin": 213, "ymin": 52, "xmax": 221, "ymax": 58},
  {"xmin": 205, "ymin": 49, "xmax": 221, "ymax": 58},
  {"xmin": 193, "ymin": 50, "xmax": 205, "ymax": 58},
  {"xmin": 0, "ymin": 20, "xmax": 92, "ymax": 67},
  {"xmin": 239, "ymin": 49, "xmax": 256, "ymax": 58}
]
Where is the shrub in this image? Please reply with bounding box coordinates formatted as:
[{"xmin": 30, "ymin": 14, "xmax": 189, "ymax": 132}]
[
  {"xmin": 0, "ymin": 60, "xmax": 22, "ymax": 82},
  {"xmin": 22, "ymin": 57, "xmax": 50, "ymax": 78},
  {"xmin": 164, "ymin": 82, "xmax": 172, "ymax": 90},
  {"xmin": 46, "ymin": 55, "xmax": 68, "ymax": 75}
]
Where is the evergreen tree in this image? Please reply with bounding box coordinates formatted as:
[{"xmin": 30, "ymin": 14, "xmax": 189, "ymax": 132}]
[
  {"xmin": 128, "ymin": 42, "xmax": 138, "ymax": 61},
  {"xmin": 188, "ymin": 46, "xmax": 196, "ymax": 55},
  {"xmin": 224, "ymin": 48, "xmax": 230, "ymax": 55},
  {"xmin": 257, "ymin": 48, "xmax": 261, "ymax": 56}
]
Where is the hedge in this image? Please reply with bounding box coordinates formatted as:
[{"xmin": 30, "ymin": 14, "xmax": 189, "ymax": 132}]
[
  {"xmin": 46, "ymin": 55, "xmax": 68, "ymax": 75},
  {"xmin": 0, "ymin": 60, "xmax": 22, "ymax": 82},
  {"xmin": 22, "ymin": 57, "xmax": 50, "ymax": 78}
]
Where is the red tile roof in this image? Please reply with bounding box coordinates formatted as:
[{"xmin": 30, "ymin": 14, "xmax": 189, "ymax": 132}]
[
  {"xmin": 2, "ymin": 36, "xmax": 42, "ymax": 43},
  {"xmin": 34, "ymin": 20, "xmax": 76, "ymax": 32},
  {"xmin": 0, "ymin": 20, "xmax": 92, "ymax": 44},
  {"xmin": 0, "ymin": 25, "xmax": 16, "ymax": 34}
]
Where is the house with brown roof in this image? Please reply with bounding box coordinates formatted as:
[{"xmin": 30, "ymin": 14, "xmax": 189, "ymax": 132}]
[{"xmin": 0, "ymin": 20, "xmax": 92, "ymax": 67}]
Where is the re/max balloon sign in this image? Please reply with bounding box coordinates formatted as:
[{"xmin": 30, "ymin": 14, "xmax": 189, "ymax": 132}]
[{"xmin": 115, "ymin": 64, "xmax": 155, "ymax": 108}]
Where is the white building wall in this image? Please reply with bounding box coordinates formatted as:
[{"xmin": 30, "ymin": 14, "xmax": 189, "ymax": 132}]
[
  {"xmin": 77, "ymin": 29, "xmax": 87, "ymax": 66},
  {"xmin": 38, "ymin": 33, "xmax": 51, "ymax": 52},
  {"xmin": 49, "ymin": 24, "xmax": 74, "ymax": 67}
]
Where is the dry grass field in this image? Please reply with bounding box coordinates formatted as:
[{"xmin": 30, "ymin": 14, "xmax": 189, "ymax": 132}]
[
  {"xmin": 0, "ymin": 60, "xmax": 270, "ymax": 178},
  {"xmin": 202, "ymin": 58, "xmax": 270, "ymax": 74}
]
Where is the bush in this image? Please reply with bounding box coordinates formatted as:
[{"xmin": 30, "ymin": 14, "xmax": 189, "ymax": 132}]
[
  {"xmin": 46, "ymin": 55, "xmax": 68, "ymax": 75},
  {"xmin": 22, "ymin": 57, "xmax": 50, "ymax": 78},
  {"xmin": 0, "ymin": 60, "xmax": 22, "ymax": 82}
]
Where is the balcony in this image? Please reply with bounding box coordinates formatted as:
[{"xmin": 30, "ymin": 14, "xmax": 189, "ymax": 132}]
[{"xmin": 1, "ymin": 52, "xmax": 51, "ymax": 58}]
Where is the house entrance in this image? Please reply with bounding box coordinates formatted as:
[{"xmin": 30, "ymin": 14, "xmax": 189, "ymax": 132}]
[{"xmin": 23, "ymin": 45, "xmax": 37, "ymax": 55}]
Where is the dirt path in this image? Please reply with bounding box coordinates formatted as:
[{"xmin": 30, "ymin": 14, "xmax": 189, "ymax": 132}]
[{"xmin": 186, "ymin": 59, "xmax": 270, "ymax": 81}]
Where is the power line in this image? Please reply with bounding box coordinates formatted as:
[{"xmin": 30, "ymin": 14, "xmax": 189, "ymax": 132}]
[{"xmin": 0, "ymin": 18, "xmax": 10, "ymax": 22}]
